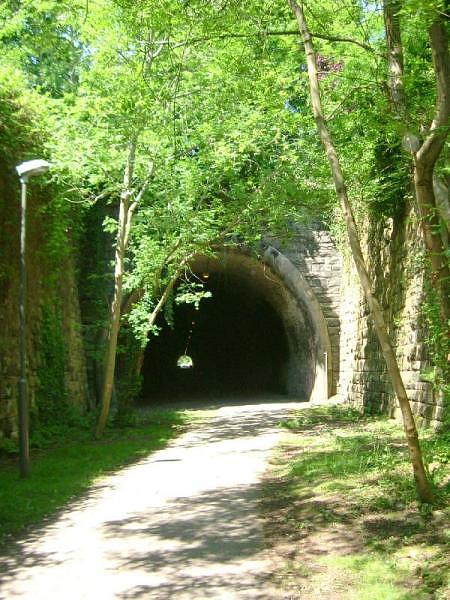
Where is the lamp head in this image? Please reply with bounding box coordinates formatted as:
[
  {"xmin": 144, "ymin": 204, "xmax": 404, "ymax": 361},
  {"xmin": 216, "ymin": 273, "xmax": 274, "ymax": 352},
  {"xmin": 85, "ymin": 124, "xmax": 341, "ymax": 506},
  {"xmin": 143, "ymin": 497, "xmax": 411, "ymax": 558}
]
[{"xmin": 16, "ymin": 159, "xmax": 51, "ymax": 181}]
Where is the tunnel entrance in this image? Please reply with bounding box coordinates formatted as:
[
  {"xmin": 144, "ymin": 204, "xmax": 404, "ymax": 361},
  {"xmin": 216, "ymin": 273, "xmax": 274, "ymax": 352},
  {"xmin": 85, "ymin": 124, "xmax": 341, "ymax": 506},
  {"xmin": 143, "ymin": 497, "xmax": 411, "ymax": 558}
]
[
  {"xmin": 140, "ymin": 251, "xmax": 330, "ymax": 404},
  {"xmin": 141, "ymin": 268, "xmax": 288, "ymax": 401}
]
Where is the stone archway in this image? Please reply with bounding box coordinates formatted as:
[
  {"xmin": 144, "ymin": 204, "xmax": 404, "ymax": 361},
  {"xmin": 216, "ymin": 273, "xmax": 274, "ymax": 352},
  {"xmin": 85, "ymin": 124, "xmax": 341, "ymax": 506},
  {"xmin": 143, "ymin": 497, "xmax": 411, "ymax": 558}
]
[{"xmin": 140, "ymin": 248, "xmax": 333, "ymax": 403}]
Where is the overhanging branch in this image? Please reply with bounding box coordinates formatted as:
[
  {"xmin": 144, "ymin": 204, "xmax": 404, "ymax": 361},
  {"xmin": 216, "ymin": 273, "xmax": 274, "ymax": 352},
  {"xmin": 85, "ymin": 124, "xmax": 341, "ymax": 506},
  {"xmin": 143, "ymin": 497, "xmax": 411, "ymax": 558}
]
[{"xmin": 143, "ymin": 29, "xmax": 375, "ymax": 53}]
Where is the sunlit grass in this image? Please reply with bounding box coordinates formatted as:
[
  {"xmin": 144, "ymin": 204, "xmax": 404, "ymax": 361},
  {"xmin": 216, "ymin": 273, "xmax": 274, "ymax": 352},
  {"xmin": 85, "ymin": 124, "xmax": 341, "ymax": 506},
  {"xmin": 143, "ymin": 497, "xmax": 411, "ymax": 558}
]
[
  {"xmin": 263, "ymin": 404, "xmax": 450, "ymax": 599},
  {"xmin": 319, "ymin": 554, "xmax": 427, "ymax": 600}
]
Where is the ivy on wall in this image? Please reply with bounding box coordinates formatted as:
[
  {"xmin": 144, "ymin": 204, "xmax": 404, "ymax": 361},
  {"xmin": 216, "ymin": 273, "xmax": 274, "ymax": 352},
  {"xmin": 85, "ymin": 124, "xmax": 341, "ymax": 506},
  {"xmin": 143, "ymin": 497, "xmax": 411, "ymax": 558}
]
[{"xmin": 34, "ymin": 306, "xmax": 69, "ymax": 428}]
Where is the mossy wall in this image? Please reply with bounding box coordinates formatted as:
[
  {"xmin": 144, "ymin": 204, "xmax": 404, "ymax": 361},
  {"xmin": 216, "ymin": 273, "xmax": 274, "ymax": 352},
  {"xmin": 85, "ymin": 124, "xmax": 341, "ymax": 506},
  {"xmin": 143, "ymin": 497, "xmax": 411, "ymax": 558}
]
[
  {"xmin": 0, "ymin": 166, "xmax": 89, "ymax": 438},
  {"xmin": 338, "ymin": 201, "xmax": 443, "ymax": 426},
  {"xmin": 0, "ymin": 87, "xmax": 89, "ymax": 439}
]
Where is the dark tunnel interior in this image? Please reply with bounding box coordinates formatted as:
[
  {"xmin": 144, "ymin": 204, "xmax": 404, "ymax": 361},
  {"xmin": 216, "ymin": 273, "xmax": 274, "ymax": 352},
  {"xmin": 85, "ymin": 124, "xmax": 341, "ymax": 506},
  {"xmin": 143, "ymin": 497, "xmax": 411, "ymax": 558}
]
[{"xmin": 140, "ymin": 268, "xmax": 290, "ymax": 403}]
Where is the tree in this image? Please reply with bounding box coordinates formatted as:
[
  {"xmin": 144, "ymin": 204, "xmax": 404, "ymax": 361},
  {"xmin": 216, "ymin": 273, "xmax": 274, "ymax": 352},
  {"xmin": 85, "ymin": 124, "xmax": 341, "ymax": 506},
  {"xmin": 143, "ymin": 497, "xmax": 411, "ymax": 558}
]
[
  {"xmin": 80, "ymin": 0, "xmax": 312, "ymax": 433},
  {"xmin": 75, "ymin": 1, "xmax": 207, "ymax": 437},
  {"xmin": 288, "ymin": 0, "xmax": 433, "ymax": 502},
  {"xmin": 384, "ymin": 0, "xmax": 450, "ymax": 328},
  {"xmin": 95, "ymin": 137, "xmax": 152, "ymax": 438}
]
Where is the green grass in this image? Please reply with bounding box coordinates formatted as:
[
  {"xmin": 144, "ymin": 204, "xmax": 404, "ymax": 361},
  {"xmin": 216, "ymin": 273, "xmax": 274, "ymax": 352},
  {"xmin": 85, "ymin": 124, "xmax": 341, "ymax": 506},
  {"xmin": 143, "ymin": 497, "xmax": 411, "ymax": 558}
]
[
  {"xmin": 320, "ymin": 554, "xmax": 429, "ymax": 600},
  {"xmin": 263, "ymin": 404, "xmax": 450, "ymax": 600},
  {"xmin": 0, "ymin": 409, "xmax": 192, "ymax": 542}
]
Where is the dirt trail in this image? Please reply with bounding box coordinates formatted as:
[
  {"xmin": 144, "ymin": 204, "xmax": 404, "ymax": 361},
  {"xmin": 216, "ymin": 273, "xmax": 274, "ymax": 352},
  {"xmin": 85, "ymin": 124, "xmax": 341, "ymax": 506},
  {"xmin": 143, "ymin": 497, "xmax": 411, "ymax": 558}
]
[{"xmin": 0, "ymin": 400, "xmax": 303, "ymax": 600}]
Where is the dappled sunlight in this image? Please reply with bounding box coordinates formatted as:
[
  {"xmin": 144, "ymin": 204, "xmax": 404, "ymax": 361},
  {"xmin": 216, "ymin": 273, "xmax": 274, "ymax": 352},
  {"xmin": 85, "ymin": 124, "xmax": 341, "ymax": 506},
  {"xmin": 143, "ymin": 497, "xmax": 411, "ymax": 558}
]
[
  {"xmin": 0, "ymin": 400, "xmax": 307, "ymax": 599},
  {"xmin": 261, "ymin": 407, "xmax": 450, "ymax": 599}
]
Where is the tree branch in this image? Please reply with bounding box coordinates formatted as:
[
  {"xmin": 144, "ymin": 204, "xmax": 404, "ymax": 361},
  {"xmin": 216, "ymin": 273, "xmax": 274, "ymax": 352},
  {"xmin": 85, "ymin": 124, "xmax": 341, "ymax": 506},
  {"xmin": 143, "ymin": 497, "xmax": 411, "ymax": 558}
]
[
  {"xmin": 143, "ymin": 29, "xmax": 375, "ymax": 53},
  {"xmin": 311, "ymin": 31, "xmax": 375, "ymax": 52},
  {"xmin": 128, "ymin": 162, "xmax": 154, "ymax": 216},
  {"xmin": 124, "ymin": 162, "xmax": 154, "ymax": 250},
  {"xmin": 416, "ymin": 18, "xmax": 450, "ymax": 167},
  {"xmin": 121, "ymin": 288, "xmax": 144, "ymax": 316}
]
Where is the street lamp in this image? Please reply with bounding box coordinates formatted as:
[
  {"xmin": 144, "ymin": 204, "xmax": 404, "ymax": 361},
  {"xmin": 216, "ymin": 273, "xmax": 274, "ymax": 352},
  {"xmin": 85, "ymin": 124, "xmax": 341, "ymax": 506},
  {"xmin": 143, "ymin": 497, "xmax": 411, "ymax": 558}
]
[{"xmin": 15, "ymin": 159, "xmax": 50, "ymax": 478}]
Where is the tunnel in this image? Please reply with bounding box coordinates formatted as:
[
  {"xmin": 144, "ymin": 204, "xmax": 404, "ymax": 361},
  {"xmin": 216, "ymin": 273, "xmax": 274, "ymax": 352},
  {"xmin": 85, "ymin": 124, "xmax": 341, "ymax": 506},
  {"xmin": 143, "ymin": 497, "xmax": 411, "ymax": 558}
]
[{"xmin": 140, "ymin": 250, "xmax": 331, "ymax": 404}]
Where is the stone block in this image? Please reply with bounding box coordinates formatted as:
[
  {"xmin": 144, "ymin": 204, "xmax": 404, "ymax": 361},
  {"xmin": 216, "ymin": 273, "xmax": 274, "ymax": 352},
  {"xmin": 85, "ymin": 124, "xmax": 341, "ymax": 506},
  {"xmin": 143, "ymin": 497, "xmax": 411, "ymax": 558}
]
[{"xmin": 434, "ymin": 405, "xmax": 444, "ymax": 421}]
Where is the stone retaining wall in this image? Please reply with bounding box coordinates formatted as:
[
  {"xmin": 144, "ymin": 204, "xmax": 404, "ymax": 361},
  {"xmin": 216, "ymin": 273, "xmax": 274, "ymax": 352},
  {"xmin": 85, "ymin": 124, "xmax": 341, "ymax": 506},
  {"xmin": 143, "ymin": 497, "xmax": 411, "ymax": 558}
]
[
  {"xmin": 339, "ymin": 208, "xmax": 442, "ymax": 426},
  {"xmin": 0, "ymin": 196, "xmax": 444, "ymax": 437},
  {"xmin": 273, "ymin": 210, "xmax": 443, "ymax": 427},
  {"xmin": 0, "ymin": 170, "xmax": 88, "ymax": 439}
]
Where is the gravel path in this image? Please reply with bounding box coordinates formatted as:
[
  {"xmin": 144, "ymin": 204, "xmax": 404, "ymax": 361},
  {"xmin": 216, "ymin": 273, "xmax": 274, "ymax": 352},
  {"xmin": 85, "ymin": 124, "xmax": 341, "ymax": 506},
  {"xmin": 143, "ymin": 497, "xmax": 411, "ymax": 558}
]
[{"xmin": 0, "ymin": 400, "xmax": 303, "ymax": 599}]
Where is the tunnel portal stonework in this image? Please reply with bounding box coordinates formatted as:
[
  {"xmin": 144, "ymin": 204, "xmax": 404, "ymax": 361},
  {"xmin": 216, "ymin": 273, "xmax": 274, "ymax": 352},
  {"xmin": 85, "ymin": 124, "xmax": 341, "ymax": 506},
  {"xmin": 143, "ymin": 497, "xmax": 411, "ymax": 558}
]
[
  {"xmin": 159, "ymin": 215, "xmax": 443, "ymax": 426},
  {"xmin": 182, "ymin": 227, "xmax": 341, "ymax": 404},
  {"xmin": 0, "ymin": 212, "xmax": 444, "ymax": 439},
  {"xmin": 264, "ymin": 219, "xmax": 443, "ymax": 427},
  {"xmin": 264, "ymin": 225, "xmax": 342, "ymax": 400}
]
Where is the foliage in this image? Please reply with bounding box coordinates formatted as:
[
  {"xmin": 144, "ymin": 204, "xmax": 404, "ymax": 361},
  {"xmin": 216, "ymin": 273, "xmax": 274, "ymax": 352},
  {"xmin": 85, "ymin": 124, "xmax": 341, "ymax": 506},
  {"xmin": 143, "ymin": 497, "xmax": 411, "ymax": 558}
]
[
  {"xmin": 175, "ymin": 282, "xmax": 212, "ymax": 311},
  {"xmin": 0, "ymin": 0, "xmax": 86, "ymax": 98},
  {"xmin": 34, "ymin": 306, "xmax": 69, "ymax": 428},
  {"xmin": 421, "ymin": 283, "xmax": 450, "ymax": 393},
  {"xmin": 0, "ymin": 65, "xmax": 48, "ymax": 160}
]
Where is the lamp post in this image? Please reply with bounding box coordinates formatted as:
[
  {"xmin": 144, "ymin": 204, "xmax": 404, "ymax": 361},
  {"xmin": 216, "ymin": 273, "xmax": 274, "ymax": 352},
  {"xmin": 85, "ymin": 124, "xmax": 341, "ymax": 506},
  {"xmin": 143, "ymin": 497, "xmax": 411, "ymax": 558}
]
[{"xmin": 15, "ymin": 159, "xmax": 50, "ymax": 478}]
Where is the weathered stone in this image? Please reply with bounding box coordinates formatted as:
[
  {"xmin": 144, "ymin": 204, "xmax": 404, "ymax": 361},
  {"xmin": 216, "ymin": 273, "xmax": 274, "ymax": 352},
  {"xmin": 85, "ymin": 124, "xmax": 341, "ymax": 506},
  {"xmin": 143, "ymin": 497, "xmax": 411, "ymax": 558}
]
[{"xmin": 0, "ymin": 171, "xmax": 89, "ymax": 438}]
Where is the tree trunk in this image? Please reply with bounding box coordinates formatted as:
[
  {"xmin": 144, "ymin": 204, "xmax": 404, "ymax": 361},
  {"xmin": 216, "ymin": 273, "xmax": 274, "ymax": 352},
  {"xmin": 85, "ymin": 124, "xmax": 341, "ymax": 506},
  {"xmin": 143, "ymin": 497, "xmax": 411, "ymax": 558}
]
[
  {"xmin": 383, "ymin": 2, "xmax": 450, "ymax": 328},
  {"xmin": 383, "ymin": 0, "xmax": 405, "ymax": 114},
  {"xmin": 414, "ymin": 161, "xmax": 450, "ymax": 324},
  {"xmin": 413, "ymin": 17, "xmax": 450, "ymax": 328},
  {"xmin": 288, "ymin": 0, "xmax": 433, "ymax": 503},
  {"xmin": 95, "ymin": 138, "xmax": 137, "ymax": 438}
]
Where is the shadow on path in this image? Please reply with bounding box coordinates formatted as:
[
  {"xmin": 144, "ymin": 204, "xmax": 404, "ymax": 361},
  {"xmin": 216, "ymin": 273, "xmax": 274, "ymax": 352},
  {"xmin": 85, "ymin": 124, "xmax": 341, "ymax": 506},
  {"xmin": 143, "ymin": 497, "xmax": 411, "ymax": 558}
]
[{"xmin": 0, "ymin": 399, "xmax": 305, "ymax": 599}]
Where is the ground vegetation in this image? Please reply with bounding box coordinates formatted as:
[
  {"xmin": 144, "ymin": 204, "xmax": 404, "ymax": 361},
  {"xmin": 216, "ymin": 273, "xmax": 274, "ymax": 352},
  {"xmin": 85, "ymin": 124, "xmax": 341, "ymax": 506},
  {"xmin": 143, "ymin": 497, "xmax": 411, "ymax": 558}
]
[
  {"xmin": 262, "ymin": 404, "xmax": 450, "ymax": 599},
  {"xmin": 0, "ymin": 409, "xmax": 191, "ymax": 542}
]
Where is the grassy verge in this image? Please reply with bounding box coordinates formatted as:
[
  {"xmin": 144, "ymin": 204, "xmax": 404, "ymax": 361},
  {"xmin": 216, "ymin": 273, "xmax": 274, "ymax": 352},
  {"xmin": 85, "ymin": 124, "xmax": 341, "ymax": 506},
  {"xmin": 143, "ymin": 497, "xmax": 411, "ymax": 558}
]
[
  {"xmin": 261, "ymin": 405, "xmax": 450, "ymax": 600},
  {"xmin": 0, "ymin": 409, "xmax": 192, "ymax": 543}
]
